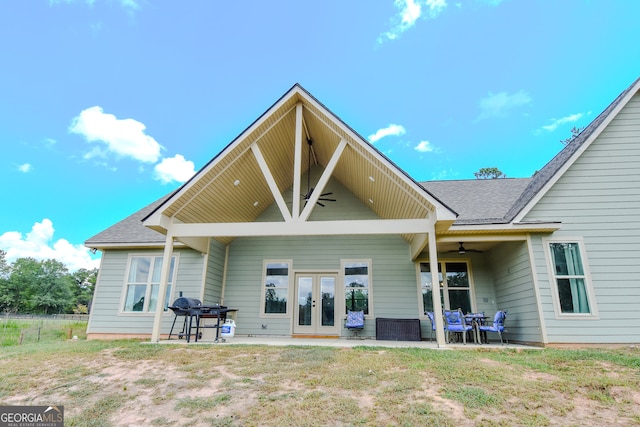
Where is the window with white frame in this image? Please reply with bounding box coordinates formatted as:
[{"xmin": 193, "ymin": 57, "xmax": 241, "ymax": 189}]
[
  {"xmin": 547, "ymin": 241, "xmax": 595, "ymax": 315},
  {"xmin": 263, "ymin": 261, "xmax": 290, "ymax": 314},
  {"xmin": 123, "ymin": 255, "xmax": 176, "ymax": 313},
  {"xmin": 343, "ymin": 260, "xmax": 371, "ymax": 315},
  {"xmin": 418, "ymin": 261, "xmax": 472, "ymax": 314}
]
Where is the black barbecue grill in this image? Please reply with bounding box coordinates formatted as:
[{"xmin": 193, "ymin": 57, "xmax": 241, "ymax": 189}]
[
  {"xmin": 168, "ymin": 297, "xmax": 202, "ymax": 340},
  {"xmin": 168, "ymin": 297, "xmax": 237, "ymax": 343}
]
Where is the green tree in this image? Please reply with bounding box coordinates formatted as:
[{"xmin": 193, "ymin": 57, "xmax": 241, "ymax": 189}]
[
  {"xmin": 70, "ymin": 268, "xmax": 97, "ymax": 313},
  {"xmin": 0, "ymin": 250, "xmax": 9, "ymax": 279},
  {"xmin": 474, "ymin": 167, "xmax": 506, "ymax": 179},
  {"xmin": 6, "ymin": 258, "xmax": 74, "ymax": 314},
  {"xmin": 0, "ymin": 250, "xmax": 15, "ymax": 313},
  {"xmin": 561, "ymin": 126, "xmax": 584, "ymax": 145},
  {"xmin": 31, "ymin": 259, "xmax": 74, "ymax": 314},
  {"xmin": 2, "ymin": 257, "xmax": 38, "ymax": 313}
]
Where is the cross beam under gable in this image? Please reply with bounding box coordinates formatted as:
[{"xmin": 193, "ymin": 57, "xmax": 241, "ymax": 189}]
[
  {"xmin": 298, "ymin": 138, "xmax": 347, "ymax": 222},
  {"xmin": 250, "ymin": 143, "xmax": 293, "ymax": 222}
]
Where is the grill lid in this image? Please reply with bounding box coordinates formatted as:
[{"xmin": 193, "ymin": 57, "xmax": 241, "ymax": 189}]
[{"xmin": 171, "ymin": 297, "xmax": 202, "ymax": 310}]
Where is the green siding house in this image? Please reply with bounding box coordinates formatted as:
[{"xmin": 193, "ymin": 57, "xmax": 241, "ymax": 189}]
[{"xmin": 85, "ymin": 78, "xmax": 640, "ymax": 347}]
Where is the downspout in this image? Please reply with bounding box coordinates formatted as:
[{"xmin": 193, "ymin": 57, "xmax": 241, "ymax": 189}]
[{"xmin": 151, "ymin": 231, "xmax": 175, "ymax": 342}]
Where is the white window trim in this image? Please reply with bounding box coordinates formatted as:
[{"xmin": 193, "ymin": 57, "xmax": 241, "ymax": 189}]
[
  {"xmin": 542, "ymin": 237, "xmax": 599, "ymax": 319},
  {"xmin": 341, "ymin": 259, "xmax": 374, "ymax": 319},
  {"xmin": 119, "ymin": 252, "xmax": 179, "ymax": 316},
  {"xmin": 260, "ymin": 259, "xmax": 293, "ymax": 318},
  {"xmin": 415, "ymin": 259, "xmax": 476, "ymax": 319}
]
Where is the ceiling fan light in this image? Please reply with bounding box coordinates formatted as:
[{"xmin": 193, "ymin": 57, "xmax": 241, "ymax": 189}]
[{"xmin": 458, "ymin": 243, "xmax": 466, "ymax": 254}]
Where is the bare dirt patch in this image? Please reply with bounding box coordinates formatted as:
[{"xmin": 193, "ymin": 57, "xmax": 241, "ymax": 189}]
[{"xmin": 1, "ymin": 343, "xmax": 639, "ymax": 426}]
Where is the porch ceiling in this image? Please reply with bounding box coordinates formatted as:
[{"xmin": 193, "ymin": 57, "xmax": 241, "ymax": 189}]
[{"xmin": 145, "ymin": 85, "xmax": 455, "ymax": 246}]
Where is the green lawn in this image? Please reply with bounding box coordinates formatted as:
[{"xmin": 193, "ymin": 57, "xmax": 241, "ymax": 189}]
[
  {"xmin": 0, "ymin": 317, "xmax": 87, "ymax": 346},
  {"xmin": 0, "ymin": 340, "xmax": 638, "ymax": 426}
]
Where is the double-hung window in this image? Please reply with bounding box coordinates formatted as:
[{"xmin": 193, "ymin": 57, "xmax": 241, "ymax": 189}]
[
  {"xmin": 343, "ymin": 260, "xmax": 371, "ymax": 315},
  {"xmin": 262, "ymin": 261, "xmax": 290, "ymax": 315},
  {"xmin": 123, "ymin": 255, "xmax": 176, "ymax": 313},
  {"xmin": 546, "ymin": 240, "xmax": 596, "ymax": 316}
]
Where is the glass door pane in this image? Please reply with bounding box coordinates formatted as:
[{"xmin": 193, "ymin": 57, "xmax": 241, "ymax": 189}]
[
  {"xmin": 320, "ymin": 276, "xmax": 335, "ymax": 327},
  {"xmin": 297, "ymin": 276, "xmax": 312, "ymax": 326}
]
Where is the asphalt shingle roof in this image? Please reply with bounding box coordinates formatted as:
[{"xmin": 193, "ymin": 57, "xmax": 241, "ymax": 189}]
[
  {"xmin": 85, "ymin": 194, "xmax": 172, "ymax": 246},
  {"xmin": 421, "ymin": 178, "xmax": 531, "ymax": 224}
]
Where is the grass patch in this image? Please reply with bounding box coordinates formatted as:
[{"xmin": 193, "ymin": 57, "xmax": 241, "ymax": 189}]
[
  {"xmin": 175, "ymin": 394, "xmax": 231, "ymax": 412},
  {"xmin": 443, "ymin": 385, "xmax": 500, "ymax": 409},
  {"xmin": 65, "ymin": 393, "xmax": 128, "ymax": 427},
  {"xmin": 0, "ymin": 318, "xmax": 88, "ymax": 346},
  {"xmin": 1, "ymin": 342, "xmax": 639, "ymax": 426}
]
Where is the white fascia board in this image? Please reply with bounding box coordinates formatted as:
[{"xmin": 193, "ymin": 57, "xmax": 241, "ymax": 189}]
[
  {"xmin": 84, "ymin": 242, "xmax": 187, "ymax": 250},
  {"xmin": 297, "ymin": 89, "xmax": 455, "ymax": 219},
  {"xmin": 169, "ymin": 218, "xmax": 431, "ymax": 238},
  {"xmin": 143, "ymin": 212, "xmax": 172, "ymax": 229},
  {"xmin": 151, "ymin": 89, "xmax": 300, "ymax": 221},
  {"xmin": 443, "ymin": 222, "xmax": 562, "ymax": 233}
]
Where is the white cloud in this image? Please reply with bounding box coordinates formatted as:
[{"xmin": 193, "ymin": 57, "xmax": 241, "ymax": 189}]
[
  {"xmin": 69, "ymin": 106, "xmax": 163, "ymax": 163},
  {"xmin": 414, "ymin": 140, "xmax": 435, "ymax": 153},
  {"xmin": 153, "ymin": 154, "xmax": 196, "ymax": 184},
  {"xmin": 541, "ymin": 113, "xmax": 583, "ymax": 132},
  {"xmin": 368, "ymin": 124, "xmax": 407, "ymax": 143},
  {"xmin": 0, "ymin": 219, "xmax": 99, "ymax": 272},
  {"xmin": 378, "ymin": 0, "xmax": 447, "ymax": 43},
  {"xmin": 18, "ymin": 163, "xmax": 32, "ymax": 173},
  {"xmin": 477, "ymin": 90, "xmax": 532, "ymax": 120}
]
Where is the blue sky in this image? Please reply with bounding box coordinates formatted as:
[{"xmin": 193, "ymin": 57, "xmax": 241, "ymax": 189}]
[{"xmin": 1, "ymin": 0, "xmax": 639, "ymax": 271}]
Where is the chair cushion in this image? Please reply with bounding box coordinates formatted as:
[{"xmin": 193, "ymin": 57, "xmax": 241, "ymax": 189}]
[{"xmin": 346, "ymin": 311, "xmax": 364, "ymax": 328}]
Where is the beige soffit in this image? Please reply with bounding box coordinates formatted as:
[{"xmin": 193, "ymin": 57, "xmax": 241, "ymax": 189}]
[{"xmin": 143, "ymin": 84, "xmax": 457, "ymax": 246}]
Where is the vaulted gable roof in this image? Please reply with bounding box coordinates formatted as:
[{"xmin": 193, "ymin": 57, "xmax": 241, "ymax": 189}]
[
  {"xmin": 142, "ymin": 83, "xmax": 457, "ymax": 246},
  {"xmin": 506, "ymin": 77, "xmax": 640, "ymax": 222}
]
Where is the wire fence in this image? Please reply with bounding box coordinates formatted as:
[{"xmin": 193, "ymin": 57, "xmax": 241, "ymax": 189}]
[{"xmin": 0, "ymin": 314, "xmax": 89, "ymax": 347}]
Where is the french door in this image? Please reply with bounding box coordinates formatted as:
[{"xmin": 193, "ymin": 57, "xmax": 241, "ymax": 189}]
[{"xmin": 293, "ymin": 273, "xmax": 338, "ymax": 335}]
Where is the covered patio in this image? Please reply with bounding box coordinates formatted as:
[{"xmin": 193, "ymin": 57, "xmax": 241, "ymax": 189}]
[{"xmin": 154, "ymin": 334, "xmax": 540, "ymax": 350}]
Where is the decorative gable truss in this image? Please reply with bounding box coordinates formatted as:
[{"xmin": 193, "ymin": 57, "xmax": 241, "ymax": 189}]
[{"xmin": 143, "ymin": 85, "xmax": 457, "ymax": 260}]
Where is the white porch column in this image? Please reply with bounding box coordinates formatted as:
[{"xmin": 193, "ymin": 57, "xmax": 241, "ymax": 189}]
[
  {"xmin": 428, "ymin": 229, "xmax": 446, "ymax": 347},
  {"xmin": 292, "ymin": 102, "xmax": 303, "ymax": 220},
  {"xmin": 150, "ymin": 231, "xmax": 175, "ymax": 342}
]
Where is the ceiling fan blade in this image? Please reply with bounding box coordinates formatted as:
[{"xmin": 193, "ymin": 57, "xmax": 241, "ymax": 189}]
[
  {"xmin": 316, "ymin": 201, "xmax": 325, "ymax": 207},
  {"xmin": 320, "ymin": 192, "xmax": 333, "ymax": 197},
  {"xmin": 319, "ymin": 198, "xmax": 336, "ymax": 202}
]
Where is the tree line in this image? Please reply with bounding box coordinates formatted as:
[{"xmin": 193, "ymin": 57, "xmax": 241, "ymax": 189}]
[{"xmin": 0, "ymin": 250, "xmax": 97, "ymax": 315}]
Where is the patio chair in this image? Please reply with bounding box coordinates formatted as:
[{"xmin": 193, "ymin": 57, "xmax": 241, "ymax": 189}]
[
  {"xmin": 426, "ymin": 311, "xmax": 436, "ymax": 341},
  {"xmin": 345, "ymin": 310, "xmax": 365, "ymax": 339},
  {"xmin": 444, "ymin": 308, "xmax": 473, "ymax": 344},
  {"xmin": 478, "ymin": 310, "xmax": 508, "ymax": 344}
]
